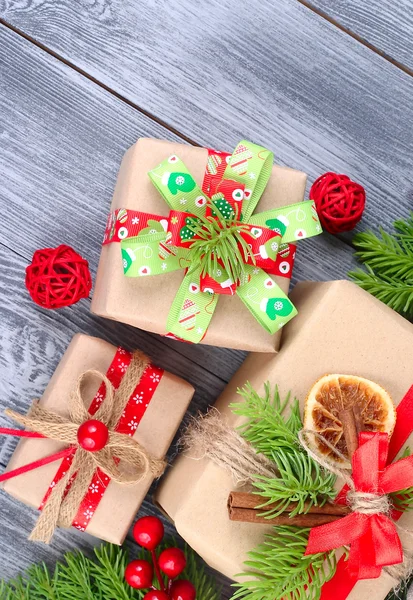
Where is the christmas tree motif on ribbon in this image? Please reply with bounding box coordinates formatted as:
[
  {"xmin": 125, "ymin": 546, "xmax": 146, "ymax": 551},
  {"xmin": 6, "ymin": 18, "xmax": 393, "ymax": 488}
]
[
  {"xmin": 265, "ymin": 215, "xmax": 289, "ymax": 237},
  {"xmin": 178, "ymin": 298, "xmax": 200, "ymax": 331},
  {"xmin": 228, "ymin": 143, "xmax": 253, "ymax": 175},
  {"xmin": 162, "ymin": 171, "xmax": 197, "ymax": 195}
]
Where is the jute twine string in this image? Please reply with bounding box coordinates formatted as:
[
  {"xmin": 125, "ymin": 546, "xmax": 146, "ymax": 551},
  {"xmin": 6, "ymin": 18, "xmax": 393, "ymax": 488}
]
[
  {"xmin": 181, "ymin": 408, "xmax": 277, "ymax": 486},
  {"xmin": 299, "ymin": 429, "xmax": 413, "ymax": 583},
  {"xmin": 5, "ymin": 351, "xmax": 166, "ymax": 544}
]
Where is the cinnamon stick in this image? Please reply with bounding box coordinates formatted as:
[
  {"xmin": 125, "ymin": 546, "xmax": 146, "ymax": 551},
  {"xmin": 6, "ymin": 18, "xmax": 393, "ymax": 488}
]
[
  {"xmin": 339, "ymin": 407, "xmax": 360, "ymax": 460},
  {"xmin": 228, "ymin": 506, "xmax": 342, "ymax": 526},
  {"xmin": 228, "ymin": 491, "xmax": 350, "ymax": 516}
]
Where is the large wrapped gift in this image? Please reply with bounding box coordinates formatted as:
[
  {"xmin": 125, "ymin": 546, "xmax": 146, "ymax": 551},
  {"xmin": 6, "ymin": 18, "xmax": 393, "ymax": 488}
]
[
  {"xmin": 2, "ymin": 334, "xmax": 194, "ymax": 544},
  {"xmin": 92, "ymin": 138, "xmax": 322, "ymax": 352},
  {"xmin": 155, "ymin": 280, "xmax": 413, "ymax": 599}
]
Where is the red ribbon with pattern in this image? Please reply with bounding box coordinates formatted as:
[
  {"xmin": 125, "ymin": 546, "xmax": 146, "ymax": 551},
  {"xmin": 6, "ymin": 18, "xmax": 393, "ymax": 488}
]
[
  {"xmin": 102, "ymin": 148, "xmax": 297, "ymax": 281},
  {"xmin": 0, "ymin": 348, "xmax": 164, "ymax": 533}
]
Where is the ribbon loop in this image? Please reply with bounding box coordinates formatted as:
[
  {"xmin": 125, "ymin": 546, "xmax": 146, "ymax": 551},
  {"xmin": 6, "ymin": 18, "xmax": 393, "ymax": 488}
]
[
  {"xmin": 305, "ymin": 429, "xmax": 413, "ymax": 584},
  {"xmin": 107, "ymin": 141, "xmax": 323, "ymax": 342},
  {"xmin": 2, "ymin": 351, "xmax": 165, "ymax": 543}
]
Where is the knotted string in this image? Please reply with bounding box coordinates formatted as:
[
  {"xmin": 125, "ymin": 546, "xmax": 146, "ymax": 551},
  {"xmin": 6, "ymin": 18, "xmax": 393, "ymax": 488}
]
[{"xmin": 5, "ymin": 351, "xmax": 166, "ymax": 543}]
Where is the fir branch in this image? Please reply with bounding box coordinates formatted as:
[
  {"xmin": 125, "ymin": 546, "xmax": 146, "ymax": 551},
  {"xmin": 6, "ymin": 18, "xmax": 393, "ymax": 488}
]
[
  {"xmin": 232, "ymin": 383, "xmax": 336, "ymax": 518},
  {"xmin": 233, "ymin": 383, "xmax": 302, "ymax": 458},
  {"xmin": 185, "ymin": 200, "xmax": 255, "ymax": 283},
  {"xmin": 348, "ymin": 214, "xmax": 413, "ymax": 318},
  {"xmin": 349, "ymin": 267, "xmax": 413, "ymax": 317},
  {"xmin": 0, "ymin": 542, "xmax": 220, "ymax": 600},
  {"xmin": 352, "ymin": 228, "xmax": 413, "ymax": 281},
  {"xmin": 231, "ymin": 526, "xmax": 337, "ymax": 600},
  {"xmin": 253, "ymin": 450, "xmax": 336, "ymax": 517}
]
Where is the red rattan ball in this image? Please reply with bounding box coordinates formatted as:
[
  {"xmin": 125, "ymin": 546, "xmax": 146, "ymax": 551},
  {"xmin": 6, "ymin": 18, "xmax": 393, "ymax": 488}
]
[
  {"xmin": 25, "ymin": 244, "xmax": 92, "ymax": 309},
  {"xmin": 310, "ymin": 172, "xmax": 366, "ymax": 234}
]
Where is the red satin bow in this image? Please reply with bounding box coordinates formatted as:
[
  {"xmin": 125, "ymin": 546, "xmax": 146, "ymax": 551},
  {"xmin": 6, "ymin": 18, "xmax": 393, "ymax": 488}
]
[{"xmin": 305, "ymin": 430, "xmax": 413, "ymax": 580}]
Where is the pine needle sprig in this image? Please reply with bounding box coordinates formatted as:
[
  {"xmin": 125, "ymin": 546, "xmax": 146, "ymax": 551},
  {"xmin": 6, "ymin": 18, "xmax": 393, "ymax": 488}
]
[
  {"xmin": 0, "ymin": 542, "xmax": 220, "ymax": 600},
  {"xmin": 232, "ymin": 382, "xmax": 302, "ymax": 458},
  {"xmin": 232, "ymin": 383, "xmax": 336, "ymax": 517},
  {"xmin": 231, "ymin": 526, "xmax": 337, "ymax": 600},
  {"xmin": 349, "ymin": 267, "xmax": 413, "ymax": 316},
  {"xmin": 351, "ymin": 228, "xmax": 413, "ymax": 280},
  {"xmin": 185, "ymin": 200, "xmax": 255, "ymax": 283},
  {"xmin": 349, "ymin": 213, "xmax": 413, "ymax": 318},
  {"xmin": 253, "ymin": 450, "xmax": 336, "ymax": 517}
]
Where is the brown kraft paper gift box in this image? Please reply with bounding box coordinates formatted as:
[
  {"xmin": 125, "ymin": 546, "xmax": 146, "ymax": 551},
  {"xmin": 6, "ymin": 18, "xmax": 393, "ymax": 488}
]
[
  {"xmin": 155, "ymin": 280, "xmax": 413, "ymax": 599},
  {"xmin": 91, "ymin": 138, "xmax": 307, "ymax": 352},
  {"xmin": 3, "ymin": 333, "xmax": 194, "ymax": 544}
]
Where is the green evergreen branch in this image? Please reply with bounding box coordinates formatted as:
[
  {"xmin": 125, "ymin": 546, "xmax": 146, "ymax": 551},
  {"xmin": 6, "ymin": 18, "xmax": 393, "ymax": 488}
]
[
  {"xmin": 0, "ymin": 542, "xmax": 220, "ymax": 600},
  {"xmin": 349, "ymin": 267, "xmax": 413, "ymax": 316},
  {"xmin": 348, "ymin": 214, "xmax": 413, "ymax": 318},
  {"xmin": 232, "ymin": 383, "xmax": 336, "ymax": 518},
  {"xmin": 231, "ymin": 526, "xmax": 337, "ymax": 600},
  {"xmin": 351, "ymin": 228, "xmax": 413, "ymax": 280},
  {"xmin": 186, "ymin": 199, "xmax": 255, "ymax": 283}
]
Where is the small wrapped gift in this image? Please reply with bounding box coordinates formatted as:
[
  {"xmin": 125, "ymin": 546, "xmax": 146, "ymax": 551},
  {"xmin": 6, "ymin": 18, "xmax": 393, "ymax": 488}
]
[
  {"xmin": 155, "ymin": 280, "xmax": 413, "ymax": 599},
  {"xmin": 2, "ymin": 333, "xmax": 194, "ymax": 544},
  {"xmin": 92, "ymin": 138, "xmax": 322, "ymax": 352}
]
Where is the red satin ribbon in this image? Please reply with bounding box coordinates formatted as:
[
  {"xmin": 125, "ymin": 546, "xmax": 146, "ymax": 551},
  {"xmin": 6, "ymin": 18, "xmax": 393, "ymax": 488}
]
[{"xmin": 306, "ymin": 385, "xmax": 413, "ymax": 599}]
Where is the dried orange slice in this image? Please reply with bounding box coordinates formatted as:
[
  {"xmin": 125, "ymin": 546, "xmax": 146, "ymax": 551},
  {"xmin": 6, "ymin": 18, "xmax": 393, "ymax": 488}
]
[{"xmin": 304, "ymin": 374, "xmax": 396, "ymax": 464}]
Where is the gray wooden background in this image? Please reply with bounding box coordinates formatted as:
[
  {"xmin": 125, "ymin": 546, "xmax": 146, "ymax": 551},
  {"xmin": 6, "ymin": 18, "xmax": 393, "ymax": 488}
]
[{"xmin": 0, "ymin": 0, "xmax": 412, "ymax": 596}]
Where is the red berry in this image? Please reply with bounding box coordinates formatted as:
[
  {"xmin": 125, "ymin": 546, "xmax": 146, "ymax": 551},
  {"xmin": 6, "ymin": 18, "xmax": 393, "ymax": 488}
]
[
  {"xmin": 143, "ymin": 591, "xmax": 169, "ymax": 600},
  {"xmin": 125, "ymin": 559, "xmax": 153, "ymax": 589},
  {"xmin": 170, "ymin": 579, "xmax": 196, "ymax": 600},
  {"xmin": 133, "ymin": 516, "xmax": 164, "ymax": 550},
  {"xmin": 158, "ymin": 547, "xmax": 186, "ymax": 579},
  {"xmin": 77, "ymin": 419, "xmax": 109, "ymax": 452}
]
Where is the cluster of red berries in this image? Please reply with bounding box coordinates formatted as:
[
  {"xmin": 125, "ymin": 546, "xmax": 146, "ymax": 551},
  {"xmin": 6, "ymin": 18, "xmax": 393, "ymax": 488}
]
[{"xmin": 125, "ymin": 516, "xmax": 196, "ymax": 600}]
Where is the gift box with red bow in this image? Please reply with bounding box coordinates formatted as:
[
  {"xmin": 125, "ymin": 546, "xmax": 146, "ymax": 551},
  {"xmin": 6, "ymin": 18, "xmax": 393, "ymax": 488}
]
[
  {"xmin": 92, "ymin": 138, "xmax": 322, "ymax": 351},
  {"xmin": 155, "ymin": 280, "xmax": 413, "ymax": 599},
  {"xmin": 2, "ymin": 334, "xmax": 194, "ymax": 544}
]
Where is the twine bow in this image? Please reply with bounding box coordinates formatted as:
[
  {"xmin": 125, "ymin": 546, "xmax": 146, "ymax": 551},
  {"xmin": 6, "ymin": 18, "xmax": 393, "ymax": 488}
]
[
  {"xmin": 3, "ymin": 351, "xmax": 165, "ymax": 543},
  {"xmin": 103, "ymin": 140, "xmax": 323, "ymax": 343},
  {"xmin": 300, "ymin": 429, "xmax": 413, "ymax": 581}
]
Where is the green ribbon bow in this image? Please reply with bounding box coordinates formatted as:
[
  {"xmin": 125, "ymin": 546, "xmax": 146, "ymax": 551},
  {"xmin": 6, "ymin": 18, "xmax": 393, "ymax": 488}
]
[{"xmin": 120, "ymin": 141, "xmax": 322, "ymax": 343}]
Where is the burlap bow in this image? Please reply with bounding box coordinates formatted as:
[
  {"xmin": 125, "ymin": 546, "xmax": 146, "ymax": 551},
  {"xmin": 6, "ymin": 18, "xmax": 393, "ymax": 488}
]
[{"xmin": 6, "ymin": 351, "xmax": 166, "ymax": 543}]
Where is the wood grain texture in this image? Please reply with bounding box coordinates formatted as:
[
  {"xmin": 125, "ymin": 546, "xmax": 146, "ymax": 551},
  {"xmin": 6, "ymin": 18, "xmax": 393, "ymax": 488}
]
[
  {"xmin": 0, "ymin": 5, "xmax": 410, "ymax": 595},
  {"xmin": 0, "ymin": 244, "xmax": 233, "ymax": 597},
  {"xmin": 0, "ymin": 24, "xmax": 360, "ymax": 376},
  {"xmin": 1, "ymin": 0, "xmax": 413, "ymax": 236},
  {"xmin": 305, "ymin": 0, "xmax": 413, "ymax": 72}
]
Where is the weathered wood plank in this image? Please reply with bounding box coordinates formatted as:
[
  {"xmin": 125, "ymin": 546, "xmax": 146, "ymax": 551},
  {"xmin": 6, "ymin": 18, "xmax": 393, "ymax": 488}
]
[
  {"xmin": 1, "ymin": 0, "xmax": 413, "ymax": 234},
  {"xmin": 0, "ymin": 25, "xmax": 360, "ymax": 381},
  {"xmin": 305, "ymin": 0, "xmax": 413, "ymax": 72},
  {"xmin": 0, "ymin": 245, "xmax": 233, "ymax": 596}
]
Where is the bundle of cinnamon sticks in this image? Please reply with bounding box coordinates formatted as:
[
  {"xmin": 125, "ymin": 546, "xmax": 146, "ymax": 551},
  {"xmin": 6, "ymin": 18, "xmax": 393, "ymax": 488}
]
[
  {"xmin": 228, "ymin": 491, "xmax": 350, "ymax": 526},
  {"xmin": 228, "ymin": 407, "xmax": 360, "ymax": 527}
]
